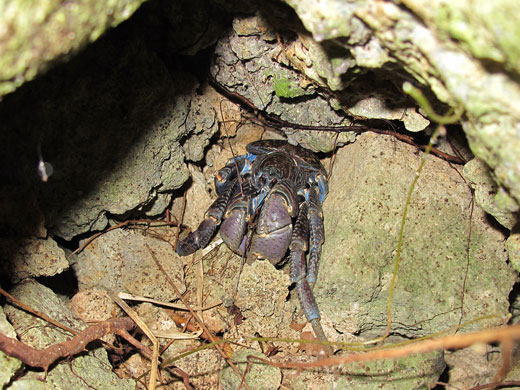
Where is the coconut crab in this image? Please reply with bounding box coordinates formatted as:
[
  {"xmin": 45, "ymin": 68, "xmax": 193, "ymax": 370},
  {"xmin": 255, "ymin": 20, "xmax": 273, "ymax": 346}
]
[{"xmin": 176, "ymin": 140, "xmax": 330, "ymax": 347}]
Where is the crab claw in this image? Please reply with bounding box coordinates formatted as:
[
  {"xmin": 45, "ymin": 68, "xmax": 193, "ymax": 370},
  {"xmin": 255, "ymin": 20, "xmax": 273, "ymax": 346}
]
[
  {"xmin": 176, "ymin": 218, "xmax": 218, "ymax": 256},
  {"xmin": 177, "ymin": 180, "xmax": 241, "ymax": 257},
  {"xmin": 249, "ymin": 181, "xmax": 298, "ymax": 264},
  {"xmin": 220, "ymin": 199, "xmax": 248, "ymax": 255}
]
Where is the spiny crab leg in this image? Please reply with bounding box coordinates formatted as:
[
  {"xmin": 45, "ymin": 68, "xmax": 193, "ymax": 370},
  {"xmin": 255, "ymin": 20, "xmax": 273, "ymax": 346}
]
[
  {"xmin": 289, "ymin": 189, "xmax": 332, "ymax": 355},
  {"xmin": 176, "ymin": 140, "xmax": 331, "ymax": 354},
  {"xmin": 306, "ymin": 186, "xmax": 325, "ymax": 287},
  {"xmin": 176, "ymin": 181, "xmax": 237, "ymax": 256}
]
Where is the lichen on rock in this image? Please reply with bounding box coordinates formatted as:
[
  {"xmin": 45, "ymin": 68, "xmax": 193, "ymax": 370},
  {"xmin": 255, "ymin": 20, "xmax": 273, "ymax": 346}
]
[
  {"xmin": 317, "ymin": 133, "xmax": 514, "ymax": 339},
  {"xmin": 283, "ymin": 0, "xmax": 520, "ymax": 214},
  {"xmin": 4, "ymin": 280, "xmax": 135, "ymax": 390}
]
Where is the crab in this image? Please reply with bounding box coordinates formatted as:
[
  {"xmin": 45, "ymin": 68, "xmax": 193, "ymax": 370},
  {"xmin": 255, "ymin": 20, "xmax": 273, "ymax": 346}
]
[{"xmin": 176, "ymin": 139, "xmax": 330, "ymax": 347}]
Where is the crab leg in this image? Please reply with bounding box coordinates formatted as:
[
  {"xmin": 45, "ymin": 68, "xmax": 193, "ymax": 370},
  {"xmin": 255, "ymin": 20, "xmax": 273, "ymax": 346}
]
[
  {"xmin": 248, "ymin": 180, "xmax": 298, "ymax": 263},
  {"xmin": 289, "ymin": 202, "xmax": 312, "ymax": 314},
  {"xmin": 176, "ymin": 180, "xmax": 238, "ymax": 256},
  {"xmin": 289, "ymin": 196, "xmax": 331, "ymax": 354},
  {"xmin": 219, "ymin": 180, "xmax": 256, "ymax": 255},
  {"xmin": 306, "ymin": 187, "xmax": 325, "ymax": 288},
  {"xmin": 214, "ymin": 154, "xmax": 255, "ymax": 194}
]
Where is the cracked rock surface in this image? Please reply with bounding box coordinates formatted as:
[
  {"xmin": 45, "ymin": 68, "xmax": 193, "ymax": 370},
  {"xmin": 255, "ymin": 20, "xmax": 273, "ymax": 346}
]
[
  {"xmin": 1, "ymin": 1, "xmax": 519, "ymax": 389},
  {"xmin": 317, "ymin": 133, "xmax": 515, "ymax": 339}
]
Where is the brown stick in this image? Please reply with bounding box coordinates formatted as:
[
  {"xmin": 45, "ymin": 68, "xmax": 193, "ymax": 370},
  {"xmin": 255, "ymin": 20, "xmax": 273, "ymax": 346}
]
[
  {"xmin": 208, "ymin": 73, "xmax": 466, "ymax": 165},
  {"xmin": 67, "ymin": 218, "xmax": 180, "ymax": 259},
  {"xmin": 146, "ymin": 244, "xmax": 254, "ymax": 390},
  {"xmin": 247, "ymin": 323, "xmax": 520, "ymax": 369},
  {"xmin": 0, "ymin": 287, "xmax": 78, "ymax": 336},
  {"xmin": 0, "ymin": 317, "xmax": 135, "ymax": 371}
]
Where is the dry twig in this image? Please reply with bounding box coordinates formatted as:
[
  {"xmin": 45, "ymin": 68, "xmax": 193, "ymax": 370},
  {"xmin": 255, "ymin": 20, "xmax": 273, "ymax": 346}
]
[
  {"xmin": 248, "ymin": 324, "xmax": 520, "ymax": 371},
  {"xmin": 0, "ymin": 286, "xmax": 78, "ymax": 336},
  {"xmin": 146, "ymin": 244, "xmax": 254, "ymax": 390},
  {"xmin": 67, "ymin": 218, "xmax": 179, "ymax": 259},
  {"xmin": 0, "ymin": 317, "xmax": 135, "ymax": 371},
  {"xmin": 109, "ymin": 292, "xmax": 159, "ymax": 390},
  {"xmin": 208, "ymin": 73, "xmax": 466, "ymax": 165}
]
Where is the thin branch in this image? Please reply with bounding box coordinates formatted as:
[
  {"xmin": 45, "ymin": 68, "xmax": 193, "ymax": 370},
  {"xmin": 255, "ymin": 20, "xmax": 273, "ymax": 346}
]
[
  {"xmin": 0, "ymin": 317, "xmax": 135, "ymax": 371},
  {"xmin": 109, "ymin": 292, "xmax": 159, "ymax": 390},
  {"xmin": 208, "ymin": 73, "xmax": 465, "ymax": 165},
  {"xmin": 116, "ymin": 292, "xmax": 221, "ymax": 312},
  {"xmin": 0, "ymin": 287, "xmax": 78, "ymax": 336},
  {"xmin": 67, "ymin": 219, "xmax": 180, "ymax": 259},
  {"xmin": 146, "ymin": 244, "xmax": 254, "ymax": 390},
  {"xmin": 247, "ymin": 324, "xmax": 520, "ymax": 369}
]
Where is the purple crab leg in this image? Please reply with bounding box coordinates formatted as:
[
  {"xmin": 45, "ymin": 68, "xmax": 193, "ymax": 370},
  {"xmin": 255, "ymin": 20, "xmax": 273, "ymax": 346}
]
[
  {"xmin": 289, "ymin": 197, "xmax": 331, "ymax": 354},
  {"xmin": 249, "ymin": 180, "xmax": 298, "ymax": 262},
  {"xmin": 219, "ymin": 180, "xmax": 257, "ymax": 254},
  {"xmin": 306, "ymin": 187, "xmax": 325, "ymax": 287},
  {"xmin": 176, "ymin": 180, "xmax": 238, "ymax": 256},
  {"xmin": 214, "ymin": 154, "xmax": 256, "ymax": 194}
]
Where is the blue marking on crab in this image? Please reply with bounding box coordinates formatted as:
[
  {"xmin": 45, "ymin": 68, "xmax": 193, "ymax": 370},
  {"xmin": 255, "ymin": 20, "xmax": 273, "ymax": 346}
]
[{"xmin": 176, "ymin": 140, "xmax": 331, "ymax": 353}]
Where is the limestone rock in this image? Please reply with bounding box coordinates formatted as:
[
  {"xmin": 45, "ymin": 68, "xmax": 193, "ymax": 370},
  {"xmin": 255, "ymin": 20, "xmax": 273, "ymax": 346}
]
[
  {"xmin": 316, "ymin": 133, "xmax": 515, "ymax": 338},
  {"xmin": 74, "ymin": 229, "xmax": 185, "ymax": 302},
  {"xmin": 4, "ymin": 280, "xmax": 134, "ymax": 390}
]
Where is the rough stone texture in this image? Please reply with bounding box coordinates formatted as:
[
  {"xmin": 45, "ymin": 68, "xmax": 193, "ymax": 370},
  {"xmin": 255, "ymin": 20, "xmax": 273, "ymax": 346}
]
[
  {"xmin": 182, "ymin": 88, "xmax": 219, "ymax": 163},
  {"xmin": 233, "ymin": 260, "xmax": 296, "ymax": 339},
  {"xmin": 0, "ymin": 0, "xmax": 147, "ymax": 98},
  {"xmin": 211, "ymin": 17, "xmax": 358, "ymax": 153},
  {"xmin": 463, "ymin": 158, "xmax": 518, "ymax": 229},
  {"xmin": 6, "ymin": 379, "xmax": 47, "ymax": 390},
  {"xmin": 171, "ymin": 164, "xmax": 215, "ymax": 233},
  {"xmin": 507, "ymin": 233, "xmax": 520, "ymax": 274},
  {"xmin": 282, "ymin": 29, "xmax": 431, "ymax": 133},
  {"xmin": 68, "ymin": 289, "xmax": 116, "ymax": 322},
  {"xmin": 68, "ymin": 289, "xmax": 119, "ymax": 345},
  {"xmin": 315, "ymin": 133, "xmax": 515, "ymax": 339},
  {"xmin": 220, "ymin": 349, "xmax": 282, "ymax": 390},
  {"xmin": 74, "ymin": 228, "xmax": 185, "ymax": 301},
  {"xmin": 284, "ymin": 350, "xmax": 444, "ymax": 390},
  {"xmin": 4, "ymin": 279, "xmax": 134, "ymax": 390},
  {"xmin": 0, "ymin": 29, "xmax": 204, "ymax": 240},
  {"xmin": 442, "ymin": 346, "xmax": 501, "ymax": 390},
  {"xmin": 283, "ymin": 0, "xmax": 520, "ymax": 214},
  {"xmin": 0, "ymin": 307, "xmax": 22, "ymax": 388},
  {"xmin": 163, "ymin": 342, "xmax": 222, "ymax": 390},
  {"xmin": 348, "ymin": 96, "xmax": 430, "ymax": 132},
  {"xmin": 402, "ymin": 0, "xmax": 520, "ymax": 75},
  {"xmin": 0, "ymin": 236, "xmax": 68, "ymax": 283}
]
